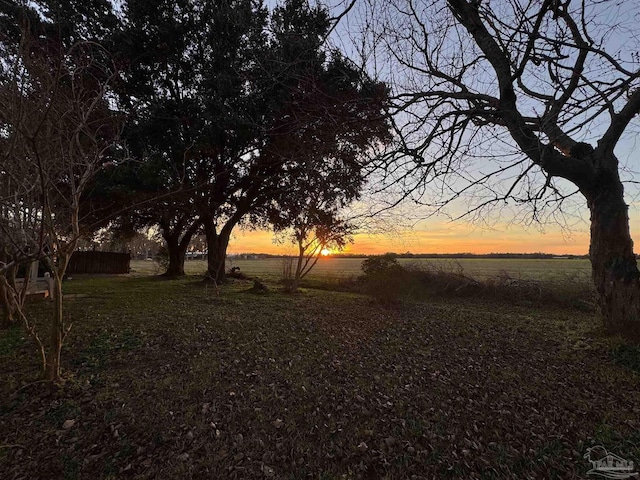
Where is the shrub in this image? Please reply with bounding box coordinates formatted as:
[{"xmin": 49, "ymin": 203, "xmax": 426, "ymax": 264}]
[
  {"xmin": 154, "ymin": 246, "xmax": 169, "ymax": 271},
  {"xmin": 280, "ymin": 256, "xmax": 295, "ymax": 291},
  {"xmin": 357, "ymin": 258, "xmax": 595, "ymax": 310},
  {"xmin": 361, "ymin": 253, "xmax": 400, "ymax": 276},
  {"xmin": 360, "ymin": 254, "xmax": 411, "ymax": 305}
]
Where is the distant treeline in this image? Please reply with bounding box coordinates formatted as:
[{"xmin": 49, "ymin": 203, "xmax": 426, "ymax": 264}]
[{"xmin": 332, "ymin": 253, "xmax": 592, "ymax": 259}]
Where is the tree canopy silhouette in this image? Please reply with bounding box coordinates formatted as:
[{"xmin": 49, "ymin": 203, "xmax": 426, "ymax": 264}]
[{"xmin": 107, "ymin": 0, "xmax": 391, "ymax": 280}]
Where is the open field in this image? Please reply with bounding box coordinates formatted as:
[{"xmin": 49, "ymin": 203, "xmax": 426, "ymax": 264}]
[
  {"xmin": 1, "ymin": 273, "xmax": 639, "ymax": 479},
  {"xmin": 132, "ymin": 257, "xmax": 593, "ymax": 283}
]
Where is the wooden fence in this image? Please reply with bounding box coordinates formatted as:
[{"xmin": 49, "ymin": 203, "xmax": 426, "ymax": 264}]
[{"xmin": 67, "ymin": 251, "xmax": 131, "ymax": 275}]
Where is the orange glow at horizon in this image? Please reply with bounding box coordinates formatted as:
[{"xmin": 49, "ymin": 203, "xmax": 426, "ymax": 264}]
[{"xmin": 226, "ymin": 219, "xmax": 607, "ymax": 256}]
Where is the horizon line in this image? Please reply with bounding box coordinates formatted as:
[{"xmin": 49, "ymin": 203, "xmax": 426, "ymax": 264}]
[{"xmin": 224, "ymin": 251, "xmax": 593, "ymax": 257}]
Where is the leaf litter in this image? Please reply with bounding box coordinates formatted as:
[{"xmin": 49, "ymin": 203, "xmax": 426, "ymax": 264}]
[{"xmin": 0, "ymin": 276, "xmax": 638, "ymax": 479}]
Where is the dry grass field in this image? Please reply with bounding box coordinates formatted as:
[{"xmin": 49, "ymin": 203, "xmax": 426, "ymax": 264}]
[{"xmin": 131, "ymin": 257, "xmax": 593, "ymax": 283}]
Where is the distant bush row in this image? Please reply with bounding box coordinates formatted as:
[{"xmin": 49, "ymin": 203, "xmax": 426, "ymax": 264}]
[{"xmin": 353, "ymin": 254, "xmax": 595, "ymax": 311}]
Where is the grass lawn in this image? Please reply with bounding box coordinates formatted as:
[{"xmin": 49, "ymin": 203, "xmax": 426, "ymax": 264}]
[{"xmin": 1, "ymin": 274, "xmax": 638, "ymax": 479}]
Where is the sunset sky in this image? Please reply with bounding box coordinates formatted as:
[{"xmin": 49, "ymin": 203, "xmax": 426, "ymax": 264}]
[
  {"xmin": 227, "ymin": 150, "xmax": 639, "ymax": 256},
  {"xmin": 222, "ymin": 0, "xmax": 640, "ymax": 257},
  {"xmin": 226, "ymin": 225, "xmax": 589, "ymax": 255},
  {"xmin": 227, "ymin": 208, "xmax": 639, "ymax": 255}
]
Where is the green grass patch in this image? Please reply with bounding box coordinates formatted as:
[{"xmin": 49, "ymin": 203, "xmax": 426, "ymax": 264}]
[
  {"xmin": 611, "ymin": 344, "xmax": 640, "ymax": 374},
  {"xmin": 0, "ymin": 325, "xmax": 25, "ymax": 356},
  {"xmin": 73, "ymin": 330, "xmax": 141, "ymax": 373}
]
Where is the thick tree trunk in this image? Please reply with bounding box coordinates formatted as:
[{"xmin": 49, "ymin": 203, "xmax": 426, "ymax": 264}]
[
  {"xmin": 585, "ymin": 168, "xmax": 640, "ymax": 339},
  {"xmin": 159, "ymin": 218, "xmax": 200, "ymax": 277},
  {"xmin": 203, "ymin": 220, "xmax": 231, "ymax": 283},
  {"xmin": 163, "ymin": 236, "xmax": 187, "ymax": 277}
]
